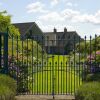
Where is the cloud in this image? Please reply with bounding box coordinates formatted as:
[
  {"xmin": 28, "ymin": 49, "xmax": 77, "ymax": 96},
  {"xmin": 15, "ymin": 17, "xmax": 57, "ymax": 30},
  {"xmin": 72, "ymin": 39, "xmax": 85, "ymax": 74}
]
[
  {"xmin": 39, "ymin": 12, "xmax": 64, "ymax": 22},
  {"xmin": 26, "ymin": 2, "xmax": 48, "ymax": 13},
  {"xmin": 37, "ymin": 7, "xmax": 100, "ymax": 26},
  {"xmin": 62, "ymin": 9, "xmax": 100, "ymax": 25},
  {"xmin": 51, "ymin": 0, "xmax": 60, "ymax": 6},
  {"xmin": 36, "ymin": 20, "xmax": 75, "ymax": 32}
]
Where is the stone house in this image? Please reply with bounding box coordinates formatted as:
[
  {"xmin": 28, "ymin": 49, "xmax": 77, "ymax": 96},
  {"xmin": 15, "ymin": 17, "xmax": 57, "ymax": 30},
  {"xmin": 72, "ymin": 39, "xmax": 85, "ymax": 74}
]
[{"xmin": 44, "ymin": 28, "xmax": 82, "ymax": 54}]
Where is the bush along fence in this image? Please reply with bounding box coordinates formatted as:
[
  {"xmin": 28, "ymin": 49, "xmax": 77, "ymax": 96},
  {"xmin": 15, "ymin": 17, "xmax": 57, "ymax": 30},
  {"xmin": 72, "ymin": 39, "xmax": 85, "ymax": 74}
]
[{"xmin": 0, "ymin": 30, "xmax": 100, "ymax": 97}]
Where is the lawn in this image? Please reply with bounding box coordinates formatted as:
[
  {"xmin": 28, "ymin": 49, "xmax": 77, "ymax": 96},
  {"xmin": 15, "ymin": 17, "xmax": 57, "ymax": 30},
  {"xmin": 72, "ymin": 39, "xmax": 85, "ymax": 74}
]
[{"xmin": 28, "ymin": 55, "xmax": 82, "ymax": 94}]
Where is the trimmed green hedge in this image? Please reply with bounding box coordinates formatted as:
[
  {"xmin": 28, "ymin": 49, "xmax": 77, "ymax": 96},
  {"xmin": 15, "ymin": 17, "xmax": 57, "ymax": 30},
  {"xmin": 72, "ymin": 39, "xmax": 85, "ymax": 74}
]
[
  {"xmin": 75, "ymin": 82, "xmax": 100, "ymax": 100},
  {"xmin": 0, "ymin": 74, "xmax": 17, "ymax": 100}
]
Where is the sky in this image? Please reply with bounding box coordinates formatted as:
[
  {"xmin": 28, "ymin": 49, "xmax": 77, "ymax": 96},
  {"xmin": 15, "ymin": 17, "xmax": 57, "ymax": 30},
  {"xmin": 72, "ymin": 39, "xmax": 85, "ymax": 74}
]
[{"xmin": 0, "ymin": 0, "xmax": 100, "ymax": 38}]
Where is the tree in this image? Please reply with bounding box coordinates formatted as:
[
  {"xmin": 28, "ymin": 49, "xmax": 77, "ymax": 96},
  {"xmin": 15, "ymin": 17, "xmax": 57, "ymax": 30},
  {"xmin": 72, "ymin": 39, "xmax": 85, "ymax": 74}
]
[
  {"xmin": 0, "ymin": 10, "xmax": 20, "ymax": 38},
  {"xmin": 76, "ymin": 36, "xmax": 100, "ymax": 54}
]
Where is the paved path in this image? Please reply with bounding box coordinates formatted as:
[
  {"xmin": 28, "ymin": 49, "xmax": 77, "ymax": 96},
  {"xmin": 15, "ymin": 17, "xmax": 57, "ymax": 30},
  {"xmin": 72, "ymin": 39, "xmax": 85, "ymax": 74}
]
[{"xmin": 15, "ymin": 95, "xmax": 75, "ymax": 100}]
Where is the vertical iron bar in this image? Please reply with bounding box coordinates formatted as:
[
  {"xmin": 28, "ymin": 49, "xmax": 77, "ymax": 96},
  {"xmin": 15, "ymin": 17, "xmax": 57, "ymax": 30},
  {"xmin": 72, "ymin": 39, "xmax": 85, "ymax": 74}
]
[
  {"xmin": 90, "ymin": 36, "xmax": 92, "ymax": 73},
  {"xmin": 50, "ymin": 62, "xmax": 51, "ymax": 94},
  {"xmin": 63, "ymin": 39, "xmax": 65, "ymax": 94},
  {"xmin": 55, "ymin": 62, "xmax": 57, "ymax": 94},
  {"xmin": 22, "ymin": 39, "xmax": 24, "ymax": 94},
  {"xmin": 58, "ymin": 38, "xmax": 60, "ymax": 94},
  {"xmin": 0, "ymin": 35, "xmax": 1, "ymax": 68},
  {"xmin": 71, "ymin": 62, "xmax": 73, "ymax": 94},
  {"xmin": 79, "ymin": 36, "xmax": 81, "ymax": 86},
  {"xmin": 11, "ymin": 34, "xmax": 14, "ymax": 76},
  {"xmin": 52, "ymin": 40, "xmax": 55, "ymax": 99},
  {"xmin": 69, "ymin": 56, "xmax": 70, "ymax": 94},
  {"xmin": 37, "ymin": 36, "xmax": 38, "ymax": 95},
  {"xmin": 42, "ymin": 36, "xmax": 44, "ymax": 94},
  {"xmin": 61, "ymin": 61, "xmax": 62, "ymax": 94},
  {"xmin": 4, "ymin": 32, "xmax": 8, "ymax": 74},
  {"xmin": 47, "ymin": 37, "xmax": 48, "ymax": 95},
  {"xmin": 74, "ymin": 35, "xmax": 75, "ymax": 93},
  {"xmin": 84, "ymin": 36, "xmax": 87, "ymax": 80},
  {"xmin": 95, "ymin": 35, "xmax": 97, "ymax": 72},
  {"xmin": 16, "ymin": 36, "xmax": 19, "ymax": 94},
  {"xmin": 44, "ymin": 62, "xmax": 46, "ymax": 94},
  {"xmin": 33, "ymin": 37, "xmax": 35, "ymax": 95},
  {"xmin": 32, "ymin": 38, "xmax": 33, "ymax": 94},
  {"xmin": 66, "ymin": 62, "xmax": 67, "ymax": 95},
  {"xmin": 27, "ymin": 38, "xmax": 28, "ymax": 94}
]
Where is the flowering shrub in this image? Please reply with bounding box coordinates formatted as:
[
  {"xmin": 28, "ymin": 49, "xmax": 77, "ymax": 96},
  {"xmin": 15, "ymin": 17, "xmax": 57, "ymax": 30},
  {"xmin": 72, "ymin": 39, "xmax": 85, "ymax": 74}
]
[
  {"xmin": 85, "ymin": 50, "xmax": 100, "ymax": 74},
  {"xmin": 96, "ymin": 50, "xmax": 100, "ymax": 63},
  {"xmin": 7, "ymin": 54, "xmax": 29, "ymax": 93}
]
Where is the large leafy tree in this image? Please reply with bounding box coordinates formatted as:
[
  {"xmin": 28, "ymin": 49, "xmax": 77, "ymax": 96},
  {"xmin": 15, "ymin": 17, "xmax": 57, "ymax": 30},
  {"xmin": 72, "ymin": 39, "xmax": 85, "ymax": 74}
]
[{"xmin": 0, "ymin": 10, "xmax": 20, "ymax": 37}]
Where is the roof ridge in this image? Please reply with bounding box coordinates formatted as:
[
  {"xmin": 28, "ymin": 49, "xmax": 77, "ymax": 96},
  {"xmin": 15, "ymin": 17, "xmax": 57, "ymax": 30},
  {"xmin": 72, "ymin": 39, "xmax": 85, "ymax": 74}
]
[{"xmin": 12, "ymin": 22, "xmax": 35, "ymax": 24}]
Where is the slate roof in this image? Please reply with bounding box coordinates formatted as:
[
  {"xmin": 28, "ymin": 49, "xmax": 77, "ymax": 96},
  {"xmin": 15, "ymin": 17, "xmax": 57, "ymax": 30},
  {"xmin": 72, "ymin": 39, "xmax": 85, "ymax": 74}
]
[
  {"xmin": 13, "ymin": 22, "xmax": 43, "ymax": 36},
  {"xmin": 43, "ymin": 31, "xmax": 79, "ymax": 39}
]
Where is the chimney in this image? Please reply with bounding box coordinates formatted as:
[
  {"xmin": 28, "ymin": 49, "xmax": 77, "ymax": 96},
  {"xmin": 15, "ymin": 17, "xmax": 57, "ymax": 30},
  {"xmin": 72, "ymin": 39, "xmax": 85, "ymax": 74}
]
[
  {"xmin": 54, "ymin": 27, "xmax": 57, "ymax": 33},
  {"xmin": 64, "ymin": 27, "xmax": 67, "ymax": 33}
]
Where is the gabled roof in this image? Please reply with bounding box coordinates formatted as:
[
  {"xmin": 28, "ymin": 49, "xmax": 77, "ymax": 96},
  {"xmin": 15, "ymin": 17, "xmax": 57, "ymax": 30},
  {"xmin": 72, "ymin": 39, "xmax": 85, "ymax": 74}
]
[
  {"xmin": 13, "ymin": 22, "xmax": 43, "ymax": 35},
  {"xmin": 43, "ymin": 31, "xmax": 78, "ymax": 38}
]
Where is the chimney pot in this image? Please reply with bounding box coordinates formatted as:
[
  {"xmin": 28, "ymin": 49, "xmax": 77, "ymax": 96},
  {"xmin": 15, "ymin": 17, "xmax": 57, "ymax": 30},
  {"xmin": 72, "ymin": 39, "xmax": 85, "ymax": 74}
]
[
  {"xmin": 64, "ymin": 27, "xmax": 67, "ymax": 33},
  {"xmin": 54, "ymin": 27, "xmax": 57, "ymax": 33}
]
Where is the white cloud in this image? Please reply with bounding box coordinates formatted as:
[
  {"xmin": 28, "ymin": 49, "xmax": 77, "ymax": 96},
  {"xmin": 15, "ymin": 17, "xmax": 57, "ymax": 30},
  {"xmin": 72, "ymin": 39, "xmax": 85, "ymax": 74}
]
[
  {"xmin": 62, "ymin": 9, "xmax": 80, "ymax": 19},
  {"xmin": 38, "ymin": 8, "xmax": 100, "ymax": 25},
  {"xmin": 51, "ymin": 0, "xmax": 60, "ymax": 6},
  {"xmin": 36, "ymin": 8, "xmax": 100, "ymax": 37},
  {"xmin": 26, "ymin": 2, "xmax": 48, "ymax": 13},
  {"xmin": 62, "ymin": 9, "xmax": 100, "ymax": 25},
  {"xmin": 39, "ymin": 12, "xmax": 64, "ymax": 22},
  {"xmin": 36, "ymin": 20, "xmax": 75, "ymax": 32}
]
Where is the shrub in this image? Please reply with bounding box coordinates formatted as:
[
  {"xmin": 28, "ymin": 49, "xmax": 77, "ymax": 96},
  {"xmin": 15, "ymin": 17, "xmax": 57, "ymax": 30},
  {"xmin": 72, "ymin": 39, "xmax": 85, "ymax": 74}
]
[
  {"xmin": 0, "ymin": 84, "xmax": 15, "ymax": 100},
  {"xmin": 0, "ymin": 74, "xmax": 17, "ymax": 100},
  {"xmin": 75, "ymin": 82, "xmax": 100, "ymax": 100},
  {"xmin": 85, "ymin": 73, "xmax": 100, "ymax": 82},
  {"xmin": 0, "ymin": 74, "xmax": 16, "ymax": 93}
]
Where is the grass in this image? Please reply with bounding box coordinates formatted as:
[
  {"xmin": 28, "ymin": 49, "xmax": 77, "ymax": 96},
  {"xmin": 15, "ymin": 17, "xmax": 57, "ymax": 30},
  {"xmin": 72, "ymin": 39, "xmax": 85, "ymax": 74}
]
[
  {"xmin": 75, "ymin": 82, "xmax": 100, "ymax": 100},
  {"xmin": 8, "ymin": 39, "xmax": 47, "ymax": 59},
  {"xmin": 0, "ymin": 74, "xmax": 17, "ymax": 100},
  {"xmin": 28, "ymin": 55, "xmax": 82, "ymax": 94}
]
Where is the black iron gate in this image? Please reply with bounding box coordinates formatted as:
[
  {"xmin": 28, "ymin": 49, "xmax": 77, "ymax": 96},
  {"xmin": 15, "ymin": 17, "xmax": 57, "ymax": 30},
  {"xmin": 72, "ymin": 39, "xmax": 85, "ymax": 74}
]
[{"xmin": 0, "ymin": 30, "xmax": 100, "ymax": 96}]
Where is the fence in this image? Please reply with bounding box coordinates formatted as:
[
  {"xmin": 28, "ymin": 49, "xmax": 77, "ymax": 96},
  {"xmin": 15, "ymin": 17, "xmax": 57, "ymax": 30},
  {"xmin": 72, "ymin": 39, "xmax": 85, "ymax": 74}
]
[{"xmin": 0, "ymin": 31, "xmax": 100, "ymax": 97}]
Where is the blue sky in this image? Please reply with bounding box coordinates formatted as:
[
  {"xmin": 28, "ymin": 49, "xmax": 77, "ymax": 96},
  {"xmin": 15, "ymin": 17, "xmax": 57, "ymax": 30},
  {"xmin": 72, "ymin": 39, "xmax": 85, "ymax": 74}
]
[{"xmin": 0, "ymin": 0, "xmax": 100, "ymax": 38}]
